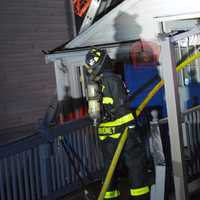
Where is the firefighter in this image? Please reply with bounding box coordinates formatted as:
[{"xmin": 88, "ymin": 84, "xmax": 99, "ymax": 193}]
[{"xmin": 85, "ymin": 47, "xmax": 150, "ymax": 200}]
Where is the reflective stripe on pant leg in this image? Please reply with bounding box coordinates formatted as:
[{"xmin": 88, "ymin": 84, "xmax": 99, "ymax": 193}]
[
  {"xmin": 130, "ymin": 186, "xmax": 150, "ymax": 197},
  {"xmin": 104, "ymin": 190, "xmax": 120, "ymax": 199}
]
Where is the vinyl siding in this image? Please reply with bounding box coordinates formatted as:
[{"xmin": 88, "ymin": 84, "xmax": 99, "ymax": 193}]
[{"xmin": 0, "ymin": 0, "xmax": 75, "ymax": 131}]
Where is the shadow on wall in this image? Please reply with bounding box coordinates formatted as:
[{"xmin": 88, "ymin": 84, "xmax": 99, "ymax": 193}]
[
  {"xmin": 113, "ymin": 12, "xmax": 142, "ymax": 42},
  {"xmin": 113, "ymin": 12, "xmax": 142, "ymax": 62}
]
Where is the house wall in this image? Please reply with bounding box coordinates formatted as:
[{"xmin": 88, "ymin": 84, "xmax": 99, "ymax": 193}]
[{"xmin": 0, "ymin": 0, "xmax": 75, "ymax": 131}]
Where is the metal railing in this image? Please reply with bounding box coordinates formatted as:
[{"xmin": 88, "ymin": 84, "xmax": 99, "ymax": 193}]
[
  {"xmin": 183, "ymin": 105, "xmax": 200, "ymax": 181},
  {"xmin": 0, "ymin": 117, "xmax": 103, "ymax": 200},
  {"xmin": 157, "ymin": 105, "xmax": 200, "ymax": 182}
]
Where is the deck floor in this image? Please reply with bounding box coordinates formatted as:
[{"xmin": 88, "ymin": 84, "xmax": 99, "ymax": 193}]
[{"xmin": 60, "ymin": 178, "xmax": 200, "ymax": 200}]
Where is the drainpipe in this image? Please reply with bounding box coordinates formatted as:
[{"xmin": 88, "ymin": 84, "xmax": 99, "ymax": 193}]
[{"xmin": 69, "ymin": 0, "xmax": 77, "ymax": 38}]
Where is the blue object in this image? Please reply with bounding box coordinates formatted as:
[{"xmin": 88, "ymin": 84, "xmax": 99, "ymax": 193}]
[{"xmin": 124, "ymin": 64, "xmax": 167, "ymax": 117}]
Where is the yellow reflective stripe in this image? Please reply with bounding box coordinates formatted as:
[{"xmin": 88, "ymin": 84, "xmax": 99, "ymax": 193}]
[
  {"xmin": 99, "ymin": 133, "xmax": 120, "ymax": 140},
  {"xmin": 96, "ymin": 51, "xmax": 101, "ymax": 56},
  {"xmin": 130, "ymin": 186, "xmax": 150, "ymax": 196},
  {"xmin": 104, "ymin": 190, "xmax": 120, "ymax": 199},
  {"xmin": 91, "ymin": 49, "xmax": 101, "ymax": 56},
  {"xmin": 91, "ymin": 48, "xmax": 97, "ymax": 52},
  {"xmin": 94, "ymin": 56, "xmax": 100, "ymax": 62},
  {"xmin": 98, "ymin": 127, "xmax": 115, "ymax": 135},
  {"xmin": 99, "ymin": 135, "xmax": 108, "ymax": 140},
  {"xmin": 99, "ymin": 113, "xmax": 134, "ymax": 127},
  {"xmin": 101, "ymin": 85, "xmax": 105, "ymax": 92},
  {"xmin": 103, "ymin": 97, "xmax": 114, "ymax": 105},
  {"xmin": 110, "ymin": 133, "xmax": 121, "ymax": 139},
  {"xmin": 98, "ymin": 126, "xmax": 120, "ymax": 140}
]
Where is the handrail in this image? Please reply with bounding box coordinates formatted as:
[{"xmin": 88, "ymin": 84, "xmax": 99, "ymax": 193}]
[
  {"xmin": 0, "ymin": 117, "xmax": 92, "ymax": 159},
  {"xmin": 182, "ymin": 105, "xmax": 200, "ymax": 116},
  {"xmin": 158, "ymin": 105, "xmax": 200, "ymax": 125},
  {"xmin": 0, "ymin": 133, "xmax": 43, "ymax": 159},
  {"xmin": 49, "ymin": 117, "xmax": 93, "ymax": 137}
]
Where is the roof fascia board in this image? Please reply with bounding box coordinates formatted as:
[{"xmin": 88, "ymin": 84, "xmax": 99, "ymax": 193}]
[
  {"xmin": 154, "ymin": 12, "xmax": 200, "ymax": 22},
  {"xmin": 46, "ymin": 40, "xmax": 134, "ymax": 63}
]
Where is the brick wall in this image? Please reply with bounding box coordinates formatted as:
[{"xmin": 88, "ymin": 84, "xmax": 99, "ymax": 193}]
[{"xmin": 0, "ymin": 0, "xmax": 75, "ymax": 130}]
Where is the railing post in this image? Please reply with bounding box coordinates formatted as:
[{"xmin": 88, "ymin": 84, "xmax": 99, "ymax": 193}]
[
  {"xmin": 161, "ymin": 37, "xmax": 189, "ymax": 200},
  {"xmin": 39, "ymin": 144, "xmax": 50, "ymax": 197}
]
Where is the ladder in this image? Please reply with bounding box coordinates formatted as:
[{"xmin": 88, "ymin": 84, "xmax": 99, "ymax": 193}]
[{"xmin": 73, "ymin": 0, "xmax": 114, "ymax": 33}]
